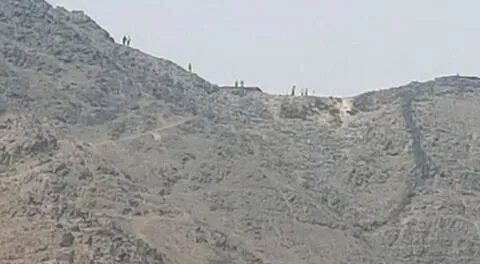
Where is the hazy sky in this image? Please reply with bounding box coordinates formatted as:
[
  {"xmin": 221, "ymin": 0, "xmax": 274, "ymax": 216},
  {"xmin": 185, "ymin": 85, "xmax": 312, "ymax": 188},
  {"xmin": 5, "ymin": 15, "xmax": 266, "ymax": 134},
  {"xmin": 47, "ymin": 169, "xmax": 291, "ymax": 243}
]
[{"xmin": 47, "ymin": 0, "xmax": 480, "ymax": 96}]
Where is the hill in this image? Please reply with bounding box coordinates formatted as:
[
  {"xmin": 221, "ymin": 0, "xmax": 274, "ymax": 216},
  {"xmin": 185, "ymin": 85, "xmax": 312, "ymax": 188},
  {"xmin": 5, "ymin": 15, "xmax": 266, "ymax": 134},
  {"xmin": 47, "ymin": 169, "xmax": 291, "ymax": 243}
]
[{"xmin": 1, "ymin": 0, "xmax": 480, "ymax": 263}]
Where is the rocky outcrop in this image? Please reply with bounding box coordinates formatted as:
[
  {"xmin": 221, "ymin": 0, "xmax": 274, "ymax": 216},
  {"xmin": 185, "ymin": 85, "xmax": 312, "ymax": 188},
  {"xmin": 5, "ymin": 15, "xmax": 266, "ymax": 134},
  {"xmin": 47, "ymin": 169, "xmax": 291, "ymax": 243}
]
[{"xmin": 1, "ymin": 0, "xmax": 480, "ymax": 263}]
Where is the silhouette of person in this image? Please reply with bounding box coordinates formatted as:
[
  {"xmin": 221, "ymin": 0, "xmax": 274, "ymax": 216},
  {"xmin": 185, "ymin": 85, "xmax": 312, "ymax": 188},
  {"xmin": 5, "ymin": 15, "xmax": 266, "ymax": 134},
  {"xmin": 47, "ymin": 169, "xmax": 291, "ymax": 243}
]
[
  {"xmin": 240, "ymin": 80, "xmax": 244, "ymax": 87},
  {"xmin": 122, "ymin": 36, "xmax": 126, "ymax": 45},
  {"xmin": 235, "ymin": 80, "xmax": 239, "ymax": 88},
  {"xmin": 188, "ymin": 63, "xmax": 192, "ymax": 72},
  {"xmin": 291, "ymin": 85, "xmax": 296, "ymax": 96},
  {"xmin": 127, "ymin": 36, "xmax": 131, "ymax": 46}
]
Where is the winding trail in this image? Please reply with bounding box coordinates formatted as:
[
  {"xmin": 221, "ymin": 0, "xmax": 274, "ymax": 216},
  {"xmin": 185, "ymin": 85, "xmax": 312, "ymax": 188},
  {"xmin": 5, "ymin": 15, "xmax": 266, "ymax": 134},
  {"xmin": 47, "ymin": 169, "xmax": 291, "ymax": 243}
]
[{"xmin": 93, "ymin": 117, "xmax": 195, "ymax": 147}]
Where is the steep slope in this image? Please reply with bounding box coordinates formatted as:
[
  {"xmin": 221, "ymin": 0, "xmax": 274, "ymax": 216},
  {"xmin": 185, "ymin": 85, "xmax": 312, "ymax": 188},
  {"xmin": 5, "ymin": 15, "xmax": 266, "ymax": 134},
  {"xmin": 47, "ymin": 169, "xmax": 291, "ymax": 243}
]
[{"xmin": 1, "ymin": 1, "xmax": 480, "ymax": 264}]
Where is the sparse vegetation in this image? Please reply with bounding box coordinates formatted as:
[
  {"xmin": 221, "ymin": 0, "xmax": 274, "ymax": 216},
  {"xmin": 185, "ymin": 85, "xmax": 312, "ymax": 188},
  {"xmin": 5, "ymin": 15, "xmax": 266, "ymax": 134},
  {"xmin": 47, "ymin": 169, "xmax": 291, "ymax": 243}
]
[{"xmin": 1, "ymin": 0, "xmax": 480, "ymax": 264}]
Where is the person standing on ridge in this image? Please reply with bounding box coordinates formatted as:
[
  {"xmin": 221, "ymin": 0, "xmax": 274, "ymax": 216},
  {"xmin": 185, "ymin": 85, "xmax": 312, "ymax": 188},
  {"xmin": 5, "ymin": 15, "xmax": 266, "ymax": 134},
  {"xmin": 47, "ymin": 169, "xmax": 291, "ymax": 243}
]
[
  {"xmin": 122, "ymin": 36, "xmax": 126, "ymax": 45},
  {"xmin": 240, "ymin": 80, "xmax": 244, "ymax": 87},
  {"xmin": 188, "ymin": 63, "xmax": 192, "ymax": 73},
  {"xmin": 235, "ymin": 80, "xmax": 239, "ymax": 88},
  {"xmin": 127, "ymin": 36, "xmax": 131, "ymax": 46},
  {"xmin": 291, "ymin": 85, "xmax": 296, "ymax": 96}
]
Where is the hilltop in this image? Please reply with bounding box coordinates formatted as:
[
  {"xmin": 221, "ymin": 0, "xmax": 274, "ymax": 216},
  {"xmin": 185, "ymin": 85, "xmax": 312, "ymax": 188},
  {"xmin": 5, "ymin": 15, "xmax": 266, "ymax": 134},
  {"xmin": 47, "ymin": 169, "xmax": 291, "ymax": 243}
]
[{"xmin": 1, "ymin": 1, "xmax": 480, "ymax": 263}]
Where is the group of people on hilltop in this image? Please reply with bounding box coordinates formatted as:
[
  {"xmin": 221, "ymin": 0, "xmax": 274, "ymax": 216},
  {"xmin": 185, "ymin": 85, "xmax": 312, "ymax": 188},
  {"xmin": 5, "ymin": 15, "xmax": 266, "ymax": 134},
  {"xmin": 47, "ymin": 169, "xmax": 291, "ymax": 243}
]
[
  {"xmin": 122, "ymin": 35, "xmax": 131, "ymax": 46},
  {"xmin": 290, "ymin": 85, "xmax": 309, "ymax": 96},
  {"xmin": 234, "ymin": 80, "xmax": 245, "ymax": 88},
  {"xmin": 118, "ymin": 38, "xmax": 304, "ymax": 95}
]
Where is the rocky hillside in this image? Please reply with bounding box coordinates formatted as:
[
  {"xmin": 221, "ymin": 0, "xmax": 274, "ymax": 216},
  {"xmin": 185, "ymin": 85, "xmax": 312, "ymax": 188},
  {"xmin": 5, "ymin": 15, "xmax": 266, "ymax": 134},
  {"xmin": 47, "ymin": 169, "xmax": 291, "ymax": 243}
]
[{"xmin": 1, "ymin": 0, "xmax": 480, "ymax": 263}]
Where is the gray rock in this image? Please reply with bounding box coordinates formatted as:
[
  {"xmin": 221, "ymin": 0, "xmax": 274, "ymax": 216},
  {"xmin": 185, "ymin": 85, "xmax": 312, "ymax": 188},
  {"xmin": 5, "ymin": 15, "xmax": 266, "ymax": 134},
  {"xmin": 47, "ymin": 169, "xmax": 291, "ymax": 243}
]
[
  {"xmin": 60, "ymin": 231, "xmax": 75, "ymax": 247},
  {"xmin": 1, "ymin": 0, "xmax": 480, "ymax": 264}
]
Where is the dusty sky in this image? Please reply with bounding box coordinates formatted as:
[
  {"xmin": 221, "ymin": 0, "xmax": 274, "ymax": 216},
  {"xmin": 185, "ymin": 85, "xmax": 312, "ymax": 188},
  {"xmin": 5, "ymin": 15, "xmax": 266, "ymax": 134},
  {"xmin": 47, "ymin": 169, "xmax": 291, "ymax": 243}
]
[{"xmin": 47, "ymin": 0, "xmax": 480, "ymax": 96}]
